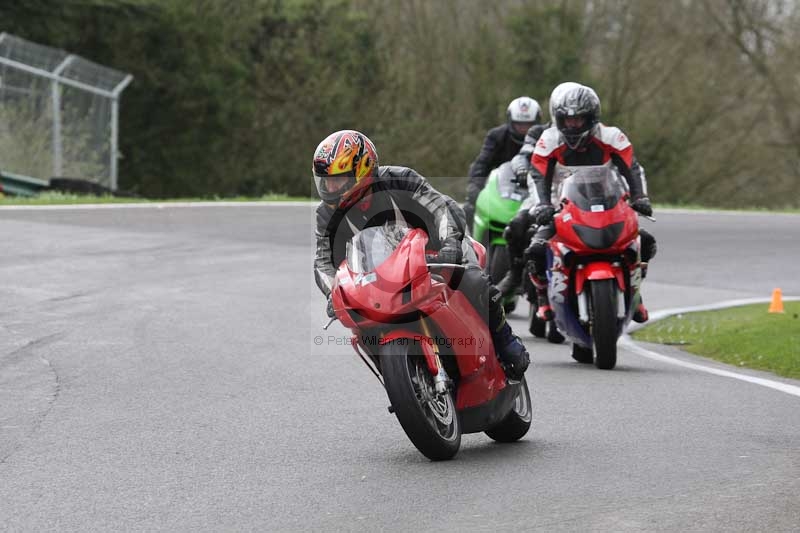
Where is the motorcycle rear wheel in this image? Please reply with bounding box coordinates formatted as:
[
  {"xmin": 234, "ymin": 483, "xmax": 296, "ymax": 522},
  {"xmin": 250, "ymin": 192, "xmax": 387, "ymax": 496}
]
[
  {"xmin": 590, "ymin": 279, "xmax": 618, "ymax": 370},
  {"xmin": 484, "ymin": 377, "xmax": 532, "ymax": 443},
  {"xmin": 571, "ymin": 343, "xmax": 594, "ymax": 364},
  {"xmin": 380, "ymin": 340, "xmax": 461, "ymax": 461}
]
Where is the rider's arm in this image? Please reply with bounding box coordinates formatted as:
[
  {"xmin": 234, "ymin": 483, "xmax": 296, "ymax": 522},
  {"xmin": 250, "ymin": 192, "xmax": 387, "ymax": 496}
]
[
  {"xmin": 465, "ymin": 130, "xmax": 499, "ymax": 209},
  {"xmin": 466, "ymin": 176, "xmax": 488, "ymax": 202},
  {"xmin": 598, "ymin": 125, "xmax": 646, "ymax": 200},
  {"xmin": 468, "ymin": 129, "xmax": 499, "ymax": 180},
  {"xmin": 530, "ymin": 157, "xmax": 557, "ymax": 210},
  {"xmin": 530, "ymin": 126, "xmax": 560, "ymax": 207},
  {"xmin": 611, "ymin": 153, "xmax": 645, "ymax": 199},
  {"xmin": 512, "ymin": 123, "xmax": 547, "ymax": 181},
  {"xmin": 510, "ymin": 153, "xmax": 531, "ymax": 180},
  {"xmin": 313, "ymin": 203, "xmax": 337, "ymax": 297},
  {"xmin": 386, "ymin": 167, "xmax": 465, "ymax": 244},
  {"xmin": 634, "ymin": 157, "xmax": 648, "ymax": 196}
]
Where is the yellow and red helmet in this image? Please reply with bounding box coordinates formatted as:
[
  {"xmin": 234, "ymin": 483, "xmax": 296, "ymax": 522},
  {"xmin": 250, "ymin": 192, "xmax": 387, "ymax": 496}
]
[{"xmin": 312, "ymin": 130, "xmax": 379, "ymax": 205}]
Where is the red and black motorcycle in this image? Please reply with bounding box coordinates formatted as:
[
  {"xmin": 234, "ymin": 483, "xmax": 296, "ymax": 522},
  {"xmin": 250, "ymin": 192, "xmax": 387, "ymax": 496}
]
[
  {"xmin": 543, "ymin": 163, "xmax": 650, "ymax": 369},
  {"xmin": 324, "ymin": 218, "xmax": 532, "ymax": 461}
]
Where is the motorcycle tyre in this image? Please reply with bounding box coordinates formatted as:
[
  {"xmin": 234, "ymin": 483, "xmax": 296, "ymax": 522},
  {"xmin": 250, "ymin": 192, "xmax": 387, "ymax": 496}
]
[
  {"xmin": 380, "ymin": 340, "xmax": 461, "ymax": 461},
  {"xmin": 485, "ymin": 376, "xmax": 532, "ymax": 443},
  {"xmin": 590, "ymin": 279, "xmax": 618, "ymax": 370}
]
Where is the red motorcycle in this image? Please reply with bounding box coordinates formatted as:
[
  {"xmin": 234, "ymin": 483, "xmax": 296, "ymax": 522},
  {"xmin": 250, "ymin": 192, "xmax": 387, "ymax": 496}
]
[
  {"xmin": 325, "ymin": 219, "xmax": 532, "ymax": 461},
  {"xmin": 544, "ymin": 163, "xmax": 649, "ymax": 369}
]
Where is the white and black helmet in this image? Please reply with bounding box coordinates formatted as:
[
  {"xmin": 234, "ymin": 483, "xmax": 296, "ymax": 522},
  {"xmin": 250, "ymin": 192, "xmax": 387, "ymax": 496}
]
[
  {"xmin": 506, "ymin": 96, "xmax": 541, "ymax": 141},
  {"xmin": 547, "ymin": 82, "xmax": 583, "ymax": 122},
  {"xmin": 551, "ymin": 84, "xmax": 601, "ymax": 150}
]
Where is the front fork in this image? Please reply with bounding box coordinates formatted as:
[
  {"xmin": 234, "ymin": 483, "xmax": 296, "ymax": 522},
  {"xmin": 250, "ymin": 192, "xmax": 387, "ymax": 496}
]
[
  {"xmin": 380, "ymin": 321, "xmax": 451, "ymax": 392},
  {"xmin": 549, "ymin": 242, "xmax": 642, "ymax": 325},
  {"xmin": 420, "ymin": 317, "xmax": 450, "ymax": 394},
  {"xmin": 574, "ymin": 262, "xmax": 629, "ymax": 322}
]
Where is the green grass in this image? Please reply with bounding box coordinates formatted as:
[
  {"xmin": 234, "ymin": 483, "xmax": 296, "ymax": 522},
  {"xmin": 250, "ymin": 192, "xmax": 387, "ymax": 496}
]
[
  {"xmin": 632, "ymin": 301, "xmax": 800, "ymax": 379},
  {"xmin": 0, "ymin": 192, "xmax": 315, "ymax": 205}
]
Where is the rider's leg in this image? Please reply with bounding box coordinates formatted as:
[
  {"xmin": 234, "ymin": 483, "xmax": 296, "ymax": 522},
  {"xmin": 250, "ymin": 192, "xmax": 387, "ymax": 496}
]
[
  {"xmin": 457, "ymin": 265, "xmax": 530, "ymax": 380},
  {"xmin": 527, "ymin": 223, "xmax": 555, "ymax": 320},
  {"xmin": 495, "ymin": 208, "xmax": 532, "ymax": 298},
  {"xmin": 633, "ymin": 229, "xmax": 657, "ymax": 323}
]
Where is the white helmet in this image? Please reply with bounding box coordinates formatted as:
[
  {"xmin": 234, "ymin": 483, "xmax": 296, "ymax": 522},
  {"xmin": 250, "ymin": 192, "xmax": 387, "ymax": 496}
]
[
  {"xmin": 506, "ymin": 96, "xmax": 541, "ymax": 141},
  {"xmin": 507, "ymin": 96, "xmax": 541, "ymax": 123}
]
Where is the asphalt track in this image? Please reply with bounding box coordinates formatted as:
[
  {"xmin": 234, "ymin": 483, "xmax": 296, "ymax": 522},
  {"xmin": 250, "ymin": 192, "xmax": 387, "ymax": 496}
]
[{"xmin": 1, "ymin": 204, "xmax": 798, "ymax": 531}]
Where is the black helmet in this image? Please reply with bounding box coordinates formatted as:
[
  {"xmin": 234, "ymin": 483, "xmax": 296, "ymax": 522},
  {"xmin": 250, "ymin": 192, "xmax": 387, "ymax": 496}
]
[{"xmin": 551, "ymin": 84, "xmax": 600, "ymax": 150}]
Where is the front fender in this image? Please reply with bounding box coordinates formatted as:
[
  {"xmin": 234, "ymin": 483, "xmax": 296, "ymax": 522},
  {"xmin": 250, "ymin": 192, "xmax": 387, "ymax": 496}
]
[
  {"xmin": 575, "ymin": 262, "xmax": 625, "ymax": 294},
  {"xmin": 381, "ymin": 330, "xmax": 439, "ymax": 375}
]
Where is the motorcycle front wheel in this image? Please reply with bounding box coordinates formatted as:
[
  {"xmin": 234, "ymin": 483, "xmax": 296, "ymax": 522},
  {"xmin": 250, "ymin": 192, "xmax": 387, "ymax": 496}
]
[
  {"xmin": 590, "ymin": 279, "xmax": 618, "ymax": 370},
  {"xmin": 380, "ymin": 340, "xmax": 461, "ymax": 461}
]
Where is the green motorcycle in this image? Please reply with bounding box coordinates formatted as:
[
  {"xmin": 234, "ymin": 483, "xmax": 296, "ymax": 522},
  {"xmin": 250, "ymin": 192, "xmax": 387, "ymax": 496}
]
[
  {"xmin": 472, "ymin": 162, "xmax": 565, "ymax": 343},
  {"xmin": 472, "ymin": 161, "xmax": 527, "ymax": 313}
]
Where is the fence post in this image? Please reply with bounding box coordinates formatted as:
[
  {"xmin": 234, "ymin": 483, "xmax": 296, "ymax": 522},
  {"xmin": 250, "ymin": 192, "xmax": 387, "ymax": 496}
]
[
  {"xmin": 110, "ymin": 97, "xmax": 119, "ymax": 190},
  {"xmin": 50, "ymin": 80, "xmax": 62, "ymax": 177},
  {"xmin": 50, "ymin": 55, "xmax": 75, "ymax": 178},
  {"xmin": 110, "ymin": 75, "xmax": 133, "ymax": 191}
]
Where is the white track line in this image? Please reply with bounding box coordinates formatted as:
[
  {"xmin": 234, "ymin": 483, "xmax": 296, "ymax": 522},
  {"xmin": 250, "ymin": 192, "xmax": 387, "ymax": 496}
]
[
  {"xmin": 623, "ymin": 297, "xmax": 800, "ymax": 398},
  {"xmin": 3, "ymin": 202, "xmax": 798, "ymax": 395}
]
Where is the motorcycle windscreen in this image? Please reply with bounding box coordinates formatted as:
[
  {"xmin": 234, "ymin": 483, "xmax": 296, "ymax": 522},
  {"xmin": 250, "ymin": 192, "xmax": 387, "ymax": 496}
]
[
  {"xmin": 555, "ymin": 163, "xmax": 626, "ymax": 212},
  {"xmin": 345, "ymin": 222, "xmax": 410, "ymax": 273}
]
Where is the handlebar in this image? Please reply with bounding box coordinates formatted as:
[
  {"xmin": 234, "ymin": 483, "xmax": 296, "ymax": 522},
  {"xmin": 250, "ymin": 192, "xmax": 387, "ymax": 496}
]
[
  {"xmin": 425, "ymin": 255, "xmax": 468, "ymax": 270},
  {"xmin": 427, "ymin": 263, "xmax": 467, "ymax": 270}
]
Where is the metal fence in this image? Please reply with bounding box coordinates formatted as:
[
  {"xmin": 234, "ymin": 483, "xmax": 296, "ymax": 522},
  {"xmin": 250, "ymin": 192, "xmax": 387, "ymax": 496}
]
[{"xmin": 0, "ymin": 33, "xmax": 132, "ymax": 190}]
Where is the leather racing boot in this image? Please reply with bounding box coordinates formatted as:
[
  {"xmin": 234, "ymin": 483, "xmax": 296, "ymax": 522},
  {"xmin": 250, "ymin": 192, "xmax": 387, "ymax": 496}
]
[
  {"xmin": 633, "ymin": 302, "xmax": 649, "ymax": 323},
  {"xmin": 492, "ymin": 320, "xmax": 530, "ymax": 380},
  {"xmin": 633, "ymin": 262, "xmax": 649, "ymax": 323},
  {"xmin": 531, "ymin": 275, "xmax": 553, "ymax": 321}
]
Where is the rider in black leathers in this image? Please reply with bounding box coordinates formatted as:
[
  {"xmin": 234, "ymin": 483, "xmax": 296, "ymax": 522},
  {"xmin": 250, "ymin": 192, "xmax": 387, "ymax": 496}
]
[
  {"xmin": 463, "ymin": 96, "xmax": 542, "ymax": 233},
  {"xmin": 313, "ymin": 130, "xmax": 530, "ymax": 379},
  {"xmin": 495, "ymin": 83, "xmax": 582, "ymax": 299}
]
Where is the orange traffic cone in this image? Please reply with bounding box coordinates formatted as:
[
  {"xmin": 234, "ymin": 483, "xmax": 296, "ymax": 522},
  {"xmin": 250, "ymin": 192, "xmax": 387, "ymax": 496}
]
[{"xmin": 768, "ymin": 288, "xmax": 785, "ymax": 314}]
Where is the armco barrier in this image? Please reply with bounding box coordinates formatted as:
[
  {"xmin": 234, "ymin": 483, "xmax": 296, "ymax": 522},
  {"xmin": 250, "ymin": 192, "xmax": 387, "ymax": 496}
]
[{"xmin": 0, "ymin": 170, "xmax": 50, "ymax": 196}]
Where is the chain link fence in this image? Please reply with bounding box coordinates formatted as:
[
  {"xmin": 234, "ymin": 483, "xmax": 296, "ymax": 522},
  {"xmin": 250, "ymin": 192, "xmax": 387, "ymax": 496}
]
[{"xmin": 0, "ymin": 33, "xmax": 132, "ymax": 190}]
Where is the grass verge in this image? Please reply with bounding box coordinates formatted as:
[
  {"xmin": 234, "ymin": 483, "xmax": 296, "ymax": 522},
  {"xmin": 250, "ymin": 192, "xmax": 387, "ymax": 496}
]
[
  {"xmin": 0, "ymin": 192, "xmax": 315, "ymax": 205},
  {"xmin": 0, "ymin": 193, "xmax": 797, "ymax": 212},
  {"xmin": 631, "ymin": 301, "xmax": 800, "ymax": 379}
]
